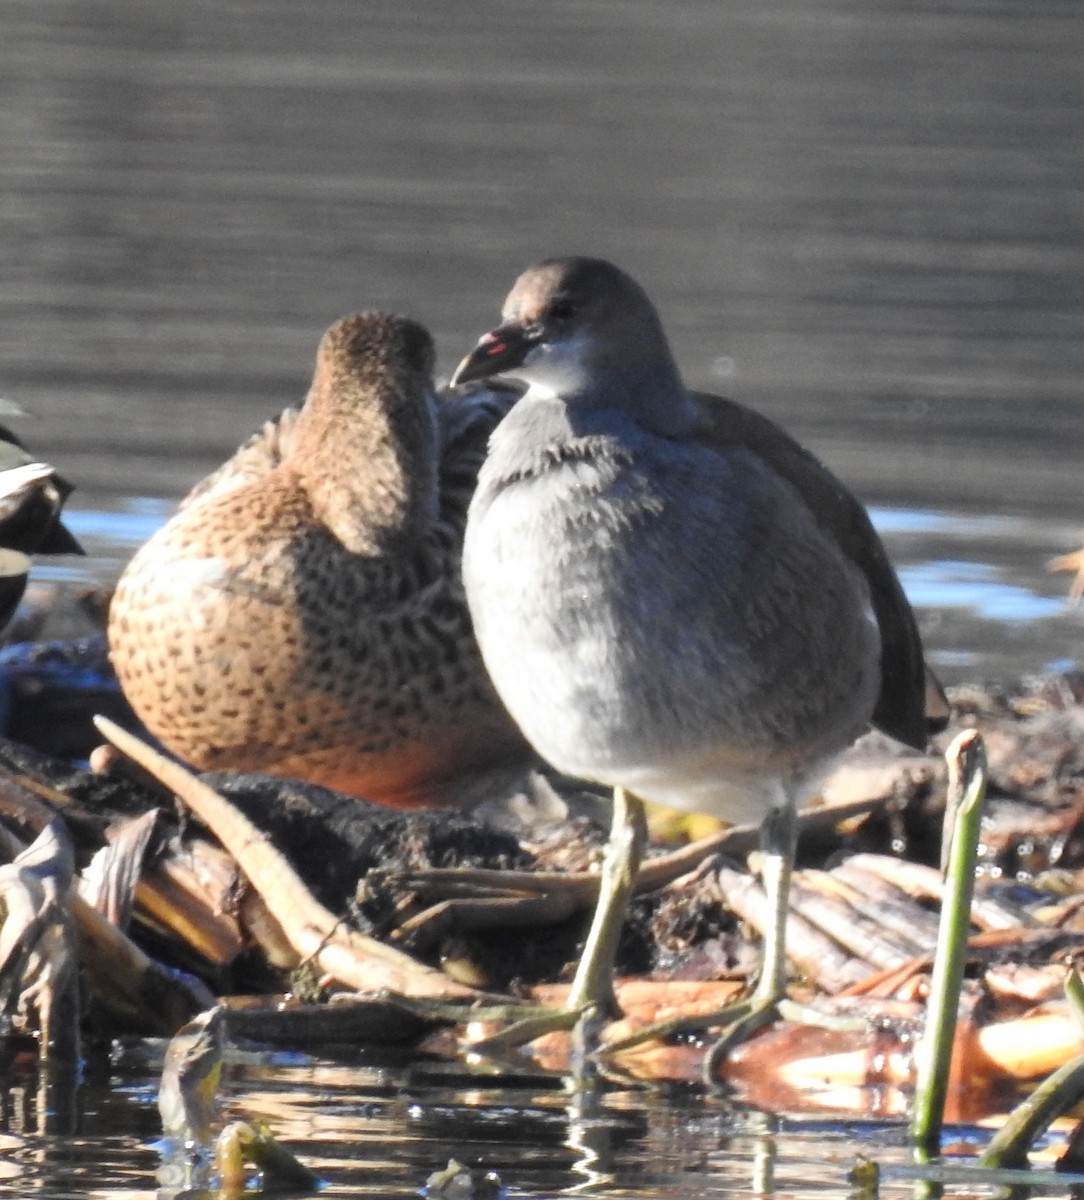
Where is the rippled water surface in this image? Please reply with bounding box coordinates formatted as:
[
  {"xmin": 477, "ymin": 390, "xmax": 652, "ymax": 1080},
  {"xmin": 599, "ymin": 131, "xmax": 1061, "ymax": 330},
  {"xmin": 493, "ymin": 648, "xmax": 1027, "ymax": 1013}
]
[
  {"xmin": 4, "ymin": 0, "xmax": 1083, "ymax": 683},
  {"xmin": 0, "ymin": 1043, "xmax": 1080, "ymax": 1200},
  {"xmin": 1, "ymin": 1, "xmax": 1083, "ymax": 1195}
]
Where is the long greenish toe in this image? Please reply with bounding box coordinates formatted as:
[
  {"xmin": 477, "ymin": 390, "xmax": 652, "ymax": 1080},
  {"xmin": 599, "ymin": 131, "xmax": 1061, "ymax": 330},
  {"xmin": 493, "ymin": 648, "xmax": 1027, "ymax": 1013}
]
[{"xmin": 468, "ymin": 787, "xmax": 648, "ymax": 1054}]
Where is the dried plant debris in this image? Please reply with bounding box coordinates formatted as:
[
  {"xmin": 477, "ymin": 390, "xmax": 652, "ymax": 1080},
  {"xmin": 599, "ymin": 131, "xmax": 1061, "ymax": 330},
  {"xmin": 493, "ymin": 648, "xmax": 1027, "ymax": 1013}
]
[
  {"xmin": 0, "ymin": 662, "xmax": 1078, "ymax": 1109},
  {"xmin": 0, "ymin": 819, "xmax": 79, "ymax": 1060}
]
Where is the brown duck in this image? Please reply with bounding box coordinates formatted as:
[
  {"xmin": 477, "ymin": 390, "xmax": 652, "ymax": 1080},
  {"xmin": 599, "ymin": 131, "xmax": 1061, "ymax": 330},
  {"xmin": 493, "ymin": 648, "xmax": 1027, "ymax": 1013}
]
[{"xmin": 108, "ymin": 312, "xmax": 531, "ymax": 807}]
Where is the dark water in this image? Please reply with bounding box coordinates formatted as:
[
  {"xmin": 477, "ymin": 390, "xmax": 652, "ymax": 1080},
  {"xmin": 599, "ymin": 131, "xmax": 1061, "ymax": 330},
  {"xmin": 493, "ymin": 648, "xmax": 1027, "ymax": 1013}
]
[
  {"xmin": 1, "ymin": 2, "xmax": 1083, "ymax": 1195},
  {"xmin": 2, "ymin": 0, "xmax": 1083, "ymax": 681},
  {"xmin": 0, "ymin": 1042, "xmax": 1076, "ymax": 1199}
]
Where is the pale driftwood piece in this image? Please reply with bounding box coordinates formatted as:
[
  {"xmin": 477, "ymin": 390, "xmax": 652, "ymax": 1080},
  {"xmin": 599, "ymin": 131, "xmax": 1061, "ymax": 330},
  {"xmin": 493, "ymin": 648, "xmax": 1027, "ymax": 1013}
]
[
  {"xmin": 79, "ymin": 808, "xmax": 160, "ymax": 928},
  {"xmin": 975, "ymin": 1002, "xmax": 1084, "ymax": 1082},
  {"xmin": 238, "ymin": 890, "xmax": 301, "ymax": 970},
  {"xmin": 828, "ymin": 860, "xmax": 942, "ymax": 948},
  {"xmin": 789, "ymin": 870, "xmax": 935, "ymax": 965},
  {"xmin": 95, "ymin": 716, "xmax": 484, "ymax": 1002},
  {"xmin": 0, "ymin": 820, "xmax": 80, "ymax": 1061},
  {"xmin": 843, "ymin": 853, "xmax": 1029, "ymax": 931},
  {"xmin": 715, "ymin": 865, "xmax": 871, "ymax": 993}
]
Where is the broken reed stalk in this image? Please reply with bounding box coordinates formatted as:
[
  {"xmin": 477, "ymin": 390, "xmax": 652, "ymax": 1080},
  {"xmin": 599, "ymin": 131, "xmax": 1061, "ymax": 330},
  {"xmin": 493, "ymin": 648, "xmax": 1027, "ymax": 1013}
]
[
  {"xmin": 0, "ymin": 764, "xmax": 213, "ymax": 1032},
  {"xmin": 978, "ymin": 969, "xmax": 1084, "ymax": 1169},
  {"xmin": 911, "ymin": 729, "xmax": 988, "ymax": 1155},
  {"xmin": 93, "ymin": 716, "xmax": 481, "ymax": 1002},
  {"xmin": 158, "ymin": 1005, "xmax": 226, "ymax": 1146}
]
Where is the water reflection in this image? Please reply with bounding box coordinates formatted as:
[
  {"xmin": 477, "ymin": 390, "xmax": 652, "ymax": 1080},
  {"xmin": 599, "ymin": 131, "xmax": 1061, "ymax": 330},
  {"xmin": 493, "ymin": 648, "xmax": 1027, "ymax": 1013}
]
[
  {"xmin": 0, "ymin": 1036, "xmax": 1079, "ymax": 1198},
  {"xmin": 2, "ymin": 0, "xmax": 1081, "ymax": 689}
]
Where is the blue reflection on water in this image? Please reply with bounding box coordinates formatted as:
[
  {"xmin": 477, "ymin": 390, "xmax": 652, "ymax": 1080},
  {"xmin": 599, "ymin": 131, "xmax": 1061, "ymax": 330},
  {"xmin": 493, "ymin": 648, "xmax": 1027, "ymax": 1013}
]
[
  {"xmin": 869, "ymin": 507, "xmax": 1022, "ymax": 537},
  {"xmin": 62, "ymin": 501, "xmax": 173, "ymax": 547},
  {"xmin": 42, "ymin": 502, "xmax": 1082, "ymax": 640},
  {"xmin": 898, "ymin": 561, "xmax": 1067, "ymax": 620}
]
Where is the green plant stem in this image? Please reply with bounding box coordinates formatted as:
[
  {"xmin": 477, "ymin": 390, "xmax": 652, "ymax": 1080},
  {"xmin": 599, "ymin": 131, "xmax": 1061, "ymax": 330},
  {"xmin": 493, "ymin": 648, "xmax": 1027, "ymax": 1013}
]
[{"xmin": 911, "ymin": 730, "xmax": 988, "ymax": 1155}]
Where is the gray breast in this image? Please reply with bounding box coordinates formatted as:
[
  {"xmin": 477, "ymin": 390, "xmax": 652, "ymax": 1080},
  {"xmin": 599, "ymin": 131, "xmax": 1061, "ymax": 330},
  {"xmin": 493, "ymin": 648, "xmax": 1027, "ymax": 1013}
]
[{"xmin": 463, "ymin": 405, "xmax": 881, "ymax": 809}]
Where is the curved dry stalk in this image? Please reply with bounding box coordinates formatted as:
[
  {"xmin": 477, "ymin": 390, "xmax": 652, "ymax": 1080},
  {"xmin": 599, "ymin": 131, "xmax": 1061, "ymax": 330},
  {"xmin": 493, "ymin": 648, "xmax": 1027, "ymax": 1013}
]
[{"xmin": 94, "ymin": 717, "xmax": 480, "ymax": 1002}]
